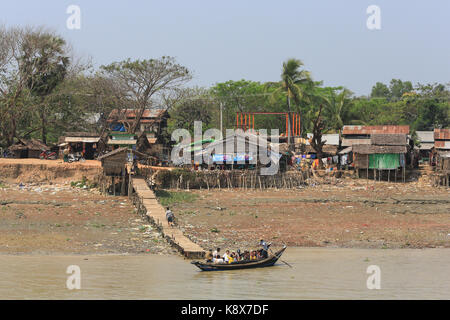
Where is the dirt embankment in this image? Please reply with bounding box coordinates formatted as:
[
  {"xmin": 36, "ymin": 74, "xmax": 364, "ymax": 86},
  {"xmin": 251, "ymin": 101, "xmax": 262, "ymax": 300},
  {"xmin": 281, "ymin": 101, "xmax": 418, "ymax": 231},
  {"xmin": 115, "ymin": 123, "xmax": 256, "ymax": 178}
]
[
  {"xmin": 171, "ymin": 180, "xmax": 450, "ymax": 250},
  {"xmin": 0, "ymin": 159, "xmax": 102, "ymax": 184},
  {"xmin": 0, "ymin": 183, "xmax": 175, "ymax": 255}
]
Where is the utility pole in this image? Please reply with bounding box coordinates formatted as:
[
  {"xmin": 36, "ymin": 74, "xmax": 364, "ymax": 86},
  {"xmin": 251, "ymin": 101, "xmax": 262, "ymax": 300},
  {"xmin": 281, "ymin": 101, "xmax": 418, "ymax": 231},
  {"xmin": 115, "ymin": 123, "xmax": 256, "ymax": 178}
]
[
  {"xmin": 287, "ymin": 95, "xmax": 292, "ymax": 150},
  {"xmin": 220, "ymin": 102, "xmax": 223, "ymax": 136}
]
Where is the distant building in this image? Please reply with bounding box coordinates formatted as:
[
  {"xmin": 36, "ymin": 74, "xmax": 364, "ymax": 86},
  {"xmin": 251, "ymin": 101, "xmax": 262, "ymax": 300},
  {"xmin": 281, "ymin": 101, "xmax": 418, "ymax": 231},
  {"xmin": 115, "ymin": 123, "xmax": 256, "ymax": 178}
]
[
  {"xmin": 107, "ymin": 108, "xmax": 169, "ymax": 136},
  {"xmin": 352, "ymin": 133, "xmax": 408, "ymax": 180},
  {"xmin": 60, "ymin": 132, "xmax": 104, "ymax": 160},
  {"xmin": 8, "ymin": 138, "xmax": 49, "ymax": 158},
  {"xmin": 416, "ymin": 131, "xmax": 434, "ymax": 160},
  {"xmin": 342, "ymin": 125, "xmax": 410, "ymax": 147},
  {"xmin": 304, "ymin": 133, "xmax": 340, "ymax": 156},
  {"xmin": 432, "ymin": 128, "xmax": 450, "ymax": 187},
  {"xmin": 106, "ymin": 108, "xmax": 169, "ymax": 158}
]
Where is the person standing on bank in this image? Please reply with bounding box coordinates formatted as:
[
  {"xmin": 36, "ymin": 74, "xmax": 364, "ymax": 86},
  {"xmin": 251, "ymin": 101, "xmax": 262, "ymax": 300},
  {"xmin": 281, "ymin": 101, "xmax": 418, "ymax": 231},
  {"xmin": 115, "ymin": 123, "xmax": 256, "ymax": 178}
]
[{"xmin": 166, "ymin": 207, "xmax": 175, "ymax": 227}]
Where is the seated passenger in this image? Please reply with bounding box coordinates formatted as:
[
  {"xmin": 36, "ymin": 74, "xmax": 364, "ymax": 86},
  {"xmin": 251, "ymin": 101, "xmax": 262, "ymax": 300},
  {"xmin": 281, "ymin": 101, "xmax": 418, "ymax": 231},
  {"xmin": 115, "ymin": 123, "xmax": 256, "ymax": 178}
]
[
  {"xmin": 223, "ymin": 250, "xmax": 230, "ymax": 263},
  {"xmin": 243, "ymin": 251, "xmax": 250, "ymax": 260},
  {"xmin": 213, "ymin": 257, "xmax": 224, "ymax": 264},
  {"xmin": 205, "ymin": 249, "xmax": 213, "ymax": 262}
]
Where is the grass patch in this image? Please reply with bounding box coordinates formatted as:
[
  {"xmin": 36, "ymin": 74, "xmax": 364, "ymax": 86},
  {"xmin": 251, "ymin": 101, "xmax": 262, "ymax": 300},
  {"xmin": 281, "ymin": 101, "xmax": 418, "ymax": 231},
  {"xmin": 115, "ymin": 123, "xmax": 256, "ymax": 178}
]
[
  {"xmin": 155, "ymin": 189, "xmax": 198, "ymax": 207},
  {"xmin": 70, "ymin": 176, "xmax": 98, "ymax": 190}
]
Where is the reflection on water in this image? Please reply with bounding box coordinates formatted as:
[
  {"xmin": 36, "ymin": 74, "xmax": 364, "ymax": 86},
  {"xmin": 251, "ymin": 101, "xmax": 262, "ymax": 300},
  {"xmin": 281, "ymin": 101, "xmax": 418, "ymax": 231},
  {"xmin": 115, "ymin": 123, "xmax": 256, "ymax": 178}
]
[{"xmin": 0, "ymin": 248, "xmax": 449, "ymax": 299}]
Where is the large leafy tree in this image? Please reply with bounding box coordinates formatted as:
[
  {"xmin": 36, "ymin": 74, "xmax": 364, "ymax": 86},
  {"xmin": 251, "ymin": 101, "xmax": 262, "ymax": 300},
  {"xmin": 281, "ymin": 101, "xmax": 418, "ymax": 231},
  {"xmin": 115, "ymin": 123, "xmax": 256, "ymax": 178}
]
[
  {"xmin": 370, "ymin": 82, "xmax": 390, "ymax": 99},
  {"xmin": 100, "ymin": 57, "xmax": 192, "ymax": 134},
  {"xmin": 323, "ymin": 87, "xmax": 353, "ymax": 134},
  {"xmin": 169, "ymin": 88, "xmax": 215, "ymax": 135},
  {"xmin": 0, "ymin": 26, "xmax": 32, "ymax": 146},
  {"xmin": 20, "ymin": 31, "xmax": 69, "ymax": 144}
]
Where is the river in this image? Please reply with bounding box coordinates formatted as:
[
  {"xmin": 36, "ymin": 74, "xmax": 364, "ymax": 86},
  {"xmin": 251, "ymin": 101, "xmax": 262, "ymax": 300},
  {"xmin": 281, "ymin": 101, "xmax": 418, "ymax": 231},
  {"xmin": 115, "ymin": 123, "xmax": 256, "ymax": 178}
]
[{"xmin": 0, "ymin": 248, "xmax": 449, "ymax": 299}]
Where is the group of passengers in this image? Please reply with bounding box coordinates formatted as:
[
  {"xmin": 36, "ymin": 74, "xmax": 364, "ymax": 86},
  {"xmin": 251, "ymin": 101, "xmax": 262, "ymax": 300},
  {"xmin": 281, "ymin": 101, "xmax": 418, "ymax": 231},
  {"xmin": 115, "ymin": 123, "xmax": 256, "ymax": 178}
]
[{"xmin": 205, "ymin": 240, "xmax": 271, "ymax": 264}]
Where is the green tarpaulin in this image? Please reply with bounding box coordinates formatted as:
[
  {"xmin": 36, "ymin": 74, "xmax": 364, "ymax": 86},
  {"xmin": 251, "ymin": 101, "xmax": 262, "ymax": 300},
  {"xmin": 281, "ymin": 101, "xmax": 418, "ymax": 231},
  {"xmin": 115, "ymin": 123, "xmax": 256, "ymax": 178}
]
[{"xmin": 369, "ymin": 154, "xmax": 400, "ymax": 169}]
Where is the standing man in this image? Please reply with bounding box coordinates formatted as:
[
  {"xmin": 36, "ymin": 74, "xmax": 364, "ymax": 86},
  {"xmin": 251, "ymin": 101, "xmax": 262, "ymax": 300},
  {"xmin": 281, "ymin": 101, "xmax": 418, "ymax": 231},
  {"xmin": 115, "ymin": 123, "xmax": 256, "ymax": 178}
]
[
  {"xmin": 259, "ymin": 239, "xmax": 271, "ymax": 258},
  {"xmin": 165, "ymin": 207, "xmax": 175, "ymax": 227}
]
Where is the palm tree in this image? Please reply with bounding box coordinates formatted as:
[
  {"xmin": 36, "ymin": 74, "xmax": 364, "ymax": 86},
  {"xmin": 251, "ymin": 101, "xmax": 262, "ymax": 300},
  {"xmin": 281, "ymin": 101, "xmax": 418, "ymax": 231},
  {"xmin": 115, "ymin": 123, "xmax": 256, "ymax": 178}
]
[
  {"xmin": 323, "ymin": 88, "xmax": 352, "ymax": 136},
  {"xmin": 272, "ymin": 58, "xmax": 312, "ymax": 146}
]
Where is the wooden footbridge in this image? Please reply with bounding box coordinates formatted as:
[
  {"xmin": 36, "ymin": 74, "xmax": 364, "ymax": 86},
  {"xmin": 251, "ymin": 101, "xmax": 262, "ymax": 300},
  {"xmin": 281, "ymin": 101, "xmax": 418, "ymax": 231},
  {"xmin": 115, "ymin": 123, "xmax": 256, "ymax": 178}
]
[{"xmin": 131, "ymin": 177, "xmax": 205, "ymax": 259}]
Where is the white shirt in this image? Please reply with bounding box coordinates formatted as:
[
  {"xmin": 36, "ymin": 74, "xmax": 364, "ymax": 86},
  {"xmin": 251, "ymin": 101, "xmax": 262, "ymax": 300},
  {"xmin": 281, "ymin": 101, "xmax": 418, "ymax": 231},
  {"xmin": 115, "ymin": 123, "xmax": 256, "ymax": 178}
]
[{"xmin": 223, "ymin": 253, "xmax": 230, "ymax": 263}]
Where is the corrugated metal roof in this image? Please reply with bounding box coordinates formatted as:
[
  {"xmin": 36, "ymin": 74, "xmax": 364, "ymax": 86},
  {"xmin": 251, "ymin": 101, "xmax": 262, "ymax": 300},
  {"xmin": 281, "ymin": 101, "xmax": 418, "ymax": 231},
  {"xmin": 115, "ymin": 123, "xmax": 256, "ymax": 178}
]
[
  {"xmin": 107, "ymin": 138, "xmax": 136, "ymax": 145},
  {"xmin": 435, "ymin": 140, "xmax": 450, "ymax": 149},
  {"xmin": 65, "ymin": 137, "xmax": 100, "ymax": 143},
  {"xmin": 306, "ymin": 133, "xmax": 339, "ymax": 145},
  {"xmin": 339, "ymin": 146, "xmax": 352, "ymax": 154},
  {"xmin": 416, "ymin": 131, "xmax": 434, "ymax": 143},
  {"xmin": 342, "ymin": 138, "xmax": 371, "ymax": 147},
  {"xmin": 419, "ymin": 143, "xmax": 434, "ymax": 150},
  {"xmin": 434, "ymin": 128, "xmax": 450, "ymax": 140},
  {"xmin": 353, "ymin": 144, "xmax": 407, "ymax": 154},
  {"xmin": 64, "ymin": 132, "xmax": 100, "ymax": 137},
  {"xmin": 342, "ymin": 125, "xmax": 409, "ymax": 135},
  {"xmin": 371, "ymin": 134, "xmax": 407, "ymax": 146}
]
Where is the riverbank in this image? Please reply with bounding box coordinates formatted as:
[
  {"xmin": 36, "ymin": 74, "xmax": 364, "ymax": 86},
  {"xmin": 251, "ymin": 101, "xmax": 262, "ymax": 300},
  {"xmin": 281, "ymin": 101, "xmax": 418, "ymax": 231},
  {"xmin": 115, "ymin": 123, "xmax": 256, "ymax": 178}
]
[
  {"xmin": 168, "ymin": 179, "xmax": 450, "ymax": 251},
  {"xmin": 0, "ymin": 182, "xmax": 175, "ymax": 255},
  {"xmin": 1, "ymin": 176, "xmax": 449, "ymax": 255}
]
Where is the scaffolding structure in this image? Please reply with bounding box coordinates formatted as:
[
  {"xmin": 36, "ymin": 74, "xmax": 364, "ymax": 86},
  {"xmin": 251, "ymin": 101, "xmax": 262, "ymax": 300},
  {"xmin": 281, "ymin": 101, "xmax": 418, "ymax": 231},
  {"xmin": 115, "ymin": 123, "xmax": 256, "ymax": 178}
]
[{"xmin": 235, "ymin": 112, "xmax": 301, "ymax": 137}]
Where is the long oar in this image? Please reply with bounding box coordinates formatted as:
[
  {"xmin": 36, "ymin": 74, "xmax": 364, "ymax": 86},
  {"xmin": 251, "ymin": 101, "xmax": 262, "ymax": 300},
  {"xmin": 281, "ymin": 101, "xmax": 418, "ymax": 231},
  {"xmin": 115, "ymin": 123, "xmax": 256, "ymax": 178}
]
[
  {"xmin": 280, "ymin": 259, "xmax": 293, "ymax": 268},
  {"xmin": 270, "ymin": 248, "xmax": 292, "ymax": 268}
]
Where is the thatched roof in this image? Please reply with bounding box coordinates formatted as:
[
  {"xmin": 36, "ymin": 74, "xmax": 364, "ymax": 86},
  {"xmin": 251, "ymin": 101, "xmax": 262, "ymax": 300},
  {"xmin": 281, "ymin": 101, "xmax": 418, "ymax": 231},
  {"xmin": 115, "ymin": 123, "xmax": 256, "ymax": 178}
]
[
  {"xmin": 343, "ymin": 125, "xmax": 409, "ymax": 135},
  {"xmin": 434, "ymin": 128, "xmax": 450, "ymax": 140},
  {"xmin": 353, "ymin": 144, "xmax": 407, "ymax": 154},
  {"xmin": 97, "ymin": 147, "xmax": 152, "ymax": 161},
  {"xmin": 342, "ymin": 138, "xmax": 371, "ymax": 147},
  {"xmin": 64, "ymin": 132, "xmax": 100, "ymax": 137},
  {"xmin": 9, "ymin": 138, "xmax": 49, "ymax": 151},
  {"xmin": 371, "ymin": 134, "xmax": 406, "ymax": 146}
]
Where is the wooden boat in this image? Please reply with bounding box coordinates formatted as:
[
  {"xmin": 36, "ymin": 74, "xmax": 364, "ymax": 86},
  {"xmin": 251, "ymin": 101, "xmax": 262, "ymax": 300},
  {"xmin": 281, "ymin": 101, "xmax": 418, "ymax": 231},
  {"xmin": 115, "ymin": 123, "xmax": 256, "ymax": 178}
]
[{"xmin": 191, "ymin": 246, "xmax": 287, "ymax": 271}]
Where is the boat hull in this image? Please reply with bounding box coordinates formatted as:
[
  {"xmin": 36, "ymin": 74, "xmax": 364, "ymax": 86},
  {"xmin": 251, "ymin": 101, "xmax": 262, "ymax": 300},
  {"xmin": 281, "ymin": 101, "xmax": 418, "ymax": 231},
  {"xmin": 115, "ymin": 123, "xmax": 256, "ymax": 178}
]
[{"xmin": 191, "ymin": 246, "xmax": 287, "ymax": 271}]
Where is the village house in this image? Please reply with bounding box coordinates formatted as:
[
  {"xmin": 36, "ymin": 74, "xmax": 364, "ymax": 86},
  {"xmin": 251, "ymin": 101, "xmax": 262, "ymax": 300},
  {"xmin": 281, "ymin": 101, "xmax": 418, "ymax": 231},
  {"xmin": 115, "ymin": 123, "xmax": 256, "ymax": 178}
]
[
  {"xmin": 341, "ymin": 125, "xmax": 411, "ymax": 168},
  {"xmin": 416, "ymin": 131, "xmax": 434, "ymax": 162},
  {"xmin": 97, "ymin": 147, "xmax": 153, "ymax": 195},
  {"xmin": 107, "ymin": 108, "xmax": 169, "ymax": 159},
  {"xmin": 8, "ymin": 138, "xmax": 49, "ymax": 158},
  {"xmin": 59, "ymin": 132, "xmax": 104, "ymax": 160},
  {"xmin": 432, "ymin": 128, "xmax": 450, "ymax": 186},
  {"xmin": 107, "ymin": 108, "xmax": 169, "ymax": 135},
  {"xmin": 305, "ymin": 133, "xmax": 340, "ymax": 156},
  {"xmin": 177, "ymin": 131, "xmax": 283, "ymax": 171},
  {"xmin": 352, "ymin": 133, "xmax": 408, "ymax": 181}
]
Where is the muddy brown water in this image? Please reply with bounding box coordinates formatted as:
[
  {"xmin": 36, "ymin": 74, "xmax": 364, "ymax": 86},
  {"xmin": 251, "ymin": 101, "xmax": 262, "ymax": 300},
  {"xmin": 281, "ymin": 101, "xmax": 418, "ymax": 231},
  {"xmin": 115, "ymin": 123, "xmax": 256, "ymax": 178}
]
[{"xmin": 0, "ymin": 248, "xmax": 449, "ymax": 299}]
